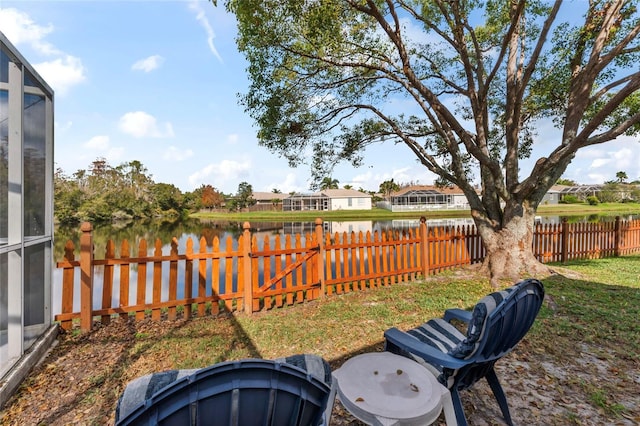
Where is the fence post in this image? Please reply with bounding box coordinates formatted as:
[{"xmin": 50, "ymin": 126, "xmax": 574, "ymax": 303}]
[
  {"xmin": 80, "ymin": 222, "xmax": 94, "ymax": 331},
  {"xmin": 614, "ymin": 216, "xmax": 621, "ymax": 257},
  {"xmin": 561, "ymin": 218, "xmax": 569, "ymax": 264},
  {"xmin": 419, "ymin": 216, "xmax": 429, "ymax": 277},
  {"xmin": 315, "ymin": 218, "xmax": 326, "ymax": 296},
  {"xmin": 242, "ymin": 222, "xmax": 253, "ymax": 314}
]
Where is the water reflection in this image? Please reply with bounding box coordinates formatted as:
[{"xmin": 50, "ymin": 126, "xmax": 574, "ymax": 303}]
[
  {"xmin": 54, "ymin": 214, "xmax": 640, "ymax": 260},
  {"xmin": 52, "ymin": 213, "xmax": 637, "ymax": 316}
]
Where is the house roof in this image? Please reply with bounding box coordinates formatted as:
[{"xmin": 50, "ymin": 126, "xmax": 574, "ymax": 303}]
[
  {"xmin": 546, "ymin": 185, "xmax": 571, "ymax": 193},
  {"xmin": 560, "ymin": 185, "xmax": 603, "ymax": 194},
  {"xmin": 320, "ymin": 189, "xmax": 371, "ymax": 198},
  {"xmin": 252, "ymin": 192, "xmax": 288, "ymax": 201},
  {"xmin": 391, "ymin": 185, "xmax": 466, "ymax": 197}
]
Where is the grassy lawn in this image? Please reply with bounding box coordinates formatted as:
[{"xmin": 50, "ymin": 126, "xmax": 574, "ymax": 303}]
[{"xmin": 2, "ymin": 256, "xmax": 639, "ymax": 425}]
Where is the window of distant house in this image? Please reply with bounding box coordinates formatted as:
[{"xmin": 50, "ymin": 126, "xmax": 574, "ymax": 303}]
[{"xmin": 348, "ymin": 198, "xmax": 352, "ymax": 207}]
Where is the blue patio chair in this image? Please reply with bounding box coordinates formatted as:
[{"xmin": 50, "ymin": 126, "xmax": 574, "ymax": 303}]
[
  {"xmin": 384, "ymin": 278, "xmax": 545, "ymax": 426},
  {"xmin": 115, "ymin": 354, "xmax": 334, "ymax": 426}
]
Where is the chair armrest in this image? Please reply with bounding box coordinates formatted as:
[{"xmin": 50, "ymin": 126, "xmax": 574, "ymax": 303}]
[
  {"xmin": 384, "ymin": 328, "xmax": 467, "ymax": 370},
  {"xmin": 443, "ymin": 308, "xmax": 472, "ymax": 324}
]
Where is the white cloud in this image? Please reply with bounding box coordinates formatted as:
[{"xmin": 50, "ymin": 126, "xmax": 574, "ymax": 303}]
[
  {"xmin": 84, "ymin": 135, "xmax": 110, "ymax": 150},
  {"xmin": 163, "ymin": 146, "xmax": 194, "ymax": 161},
  {"xmin": 576, "ymin": 147, "xmax": 606, "ymax": 159},
  {"xmin": 55, "ymin": 120, "xmax": 73, "ymax": 132},
  {"xmin": 586, "ymin": 172, "xmax": 609, "ymax": 183},
  {"xmin": 0, "ymin": 8, "xmax": 86, "ymax": 95},
  {"xmin": 188, "ymin": 159, "xmax": 251, "ymax": 189},
  {"xmin": 590, "ymin": 158, "xmax": 612, "ymax": 168},
  {"xmin": 0, "ymin": 8, "xmax": 56, "ymax": 54},
  {"xmin": 35, "ymin": 55, "xmax": 86, "ymax": 95},
  {"xmin": 265, "ymin": 172, "xmax": 303, "ymax": 193},
  {"xmin": 227, "ymin": 134, "xmax": 239, "ymax": 144},
  {"xmin": 119, "ymin": 111, "xmax": 175, "ymax": 138},
  {"xmin": 611, "ymin": 147, "xmax": 635, "ymax": 169},
  {"xmin": 80, "ymin": 135, "xmax": 124, "ymax": 164},
  {"xmin": 188, "ymin": 0, "xmax": 223, "ymax": 62},
  {"xmin": 132, "ymin": 55, "xmax": 165, "ymax": 72},
  {"xmin": 590, "ymin": 146, "xmax": 640, "ymax": 181},
  {"xmin": 568, "ymin": 137, "xmax": 640, "ymax": 183}
]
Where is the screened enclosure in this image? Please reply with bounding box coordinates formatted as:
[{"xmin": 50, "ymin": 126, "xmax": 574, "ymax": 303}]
[{"xmin": 0, "ymin": 32, "xmax": 54, "ymax": 380}]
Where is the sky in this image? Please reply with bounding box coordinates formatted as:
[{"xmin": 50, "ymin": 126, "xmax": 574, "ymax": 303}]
[{"xmin": 1, "ymin": 1, "xmax": 638, "ymax": 194}]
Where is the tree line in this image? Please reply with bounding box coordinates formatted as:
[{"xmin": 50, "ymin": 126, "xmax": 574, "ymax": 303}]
[
  {"xmin": 54, "ymin": 158, "xmax": 241, "ymax": 224},
  {"xmin": 55, "ymin": 158, "xmax": 638, "ymax": 225}
]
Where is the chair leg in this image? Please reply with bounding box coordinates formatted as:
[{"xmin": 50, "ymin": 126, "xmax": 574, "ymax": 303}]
[
  {"xmin": 485, "ymin": 369, "xmax": 513, "ymax": 426},
  {"xmin": 450, "ymin": 388, "xmax": 468, "ymax": 426}
]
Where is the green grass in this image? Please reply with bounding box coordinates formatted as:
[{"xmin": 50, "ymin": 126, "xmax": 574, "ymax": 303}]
[
  {"xmin": 90, "ymin": 255, "xmax": 640, "ymax": 367},
  {"xmin": 191, "ymin": 206, "xmax": 472, "ymax": 221},
  {"xmin": 190, "ymin": 202, "xmax": 640, "ymax": 221},
  {"xmin": 5, "ymin": 254, "xmax": 640, "ymax": 424}
]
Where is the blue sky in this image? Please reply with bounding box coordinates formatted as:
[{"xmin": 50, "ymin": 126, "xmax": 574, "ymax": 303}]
[{"xmin": 1, "ymin": 1, "xmax": 638, "ymax": 194}]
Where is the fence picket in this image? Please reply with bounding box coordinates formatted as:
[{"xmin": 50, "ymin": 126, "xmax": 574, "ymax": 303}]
[
  {"xmin": 224, "ymin": 236, "xmax": 234, "ymax": 312},
  {"xmin": 332, "ymin": 232, "xmax": 343, "ymax": 293},
  {"xmin": 168, "ymin": 238, "xmax": 178, "ymax": 321},
  {"xmin": 184, "ymin": 238, "xmax": 193, "ymax": 319},
  {"xmin": 252, "ymin": 235, "xmax": 260, "ymax": 312},
  {"xmin": 211, "ymin": 237, "xmax": 220, "ymax": 315},
  {"xmin": 366, "ymin": 231, "xmax": 375, "ymax": 288},
  {"xmin": 198, "ymin": 237, "xmax": 207, "ymax": 316},
  {"xmin": 152, "ymin": 239, "xmax": 162, "ymax": 320},
  {"xmin": 374, "ymin": 231, "xmax": 382, "ymax": 287},
  {"xmin": 60, "ymin": 240, "xmax": 76, "ymax": 330},
  {"xmin": 135, "ymin": 239, "xmax": 147, "ymax": 321},
  {"xmin": 101, "ymin": 240, "xmax": 115, "ymax": 325},
  {"xmin": 119, "ymin": 240, "xmax": 130, "ymax": 320}
]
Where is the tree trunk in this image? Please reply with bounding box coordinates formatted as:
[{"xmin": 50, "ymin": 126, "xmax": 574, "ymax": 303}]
[{"xmin": 476, "ymin": 206, "xmax": 552, "ymax": 287}]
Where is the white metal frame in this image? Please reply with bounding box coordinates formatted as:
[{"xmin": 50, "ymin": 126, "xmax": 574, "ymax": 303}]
[{"xmin": 0, "ymin": 32, "xmax": 54, "ymax": 379}]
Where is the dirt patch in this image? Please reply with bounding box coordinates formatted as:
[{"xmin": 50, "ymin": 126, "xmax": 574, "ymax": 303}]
[{"xmin": 1, "ymin": 294, "xmax": 639, "ymax": 425}]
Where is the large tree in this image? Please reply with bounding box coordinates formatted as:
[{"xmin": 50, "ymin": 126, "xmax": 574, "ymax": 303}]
[{"xmin": 225, "ymin": 0, "xmax": 640, "ymax": 284}]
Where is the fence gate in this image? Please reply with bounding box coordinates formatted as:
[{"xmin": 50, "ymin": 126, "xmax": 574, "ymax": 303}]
[{"xmin": 247, "ymin": 226, "xmax": 324, "ymax": 312}]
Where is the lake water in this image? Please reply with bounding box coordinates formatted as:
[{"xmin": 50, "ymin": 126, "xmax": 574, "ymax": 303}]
[
  {"xmin": 51, "ymin": 213, "xmax": 637, "ymax": 315},
  {"xmin": 53, "ymin": 213, "xmax": 640, "ymax": 261}
]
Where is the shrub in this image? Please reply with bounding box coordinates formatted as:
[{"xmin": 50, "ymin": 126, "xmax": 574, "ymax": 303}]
[
  {"xmin": 560, "ymin": 194, "xmax": 581, "ymax": 204},
  {"xmin": 586, "ymin": 196, "xmax": 599, "ymax": 205}
]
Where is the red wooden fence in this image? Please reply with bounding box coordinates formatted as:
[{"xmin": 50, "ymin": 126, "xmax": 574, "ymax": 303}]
[{"xmin": 55, "ymin": 217, "xmax": 640, "ymax": 331}]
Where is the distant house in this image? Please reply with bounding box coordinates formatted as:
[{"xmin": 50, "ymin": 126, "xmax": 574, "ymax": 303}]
[
  {"xmin": 381, "ymin": 185, "xmax": 472, "ymax": 212},
  {"xmin": 250, "ymin": 192, "xmax": 288, "ymax": 211},
  {"xmin": 283, "ymin": 189, "xmax": 372, "ymax": 211},
  {"xmin": 559, "ymin": 184, "xmax": 640, "ymax": 202},
  {"xmin": 541, "ymin": 185, "xmax": 569, "ymax": 205},
  {"xmin": 559, "ymin": 184, "xmax": 602, "ymax": 201}
]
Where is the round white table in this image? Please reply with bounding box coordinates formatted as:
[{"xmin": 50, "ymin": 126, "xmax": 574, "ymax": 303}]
[{"xmin": 332, "ymin": 352, "xmax": 457, "ymax": 426}]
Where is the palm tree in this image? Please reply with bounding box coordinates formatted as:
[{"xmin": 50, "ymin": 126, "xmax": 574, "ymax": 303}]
[
  {"xmin": 319, "ymin": 177, "xmax": 339, "ymax": 190},
  {"xmin": 616, "ymin": 171, "xmax": 628, "ymax": 183},
  {"xmin": 379, "ymin": 179, "xmax": 400, "ymax": 200}
]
